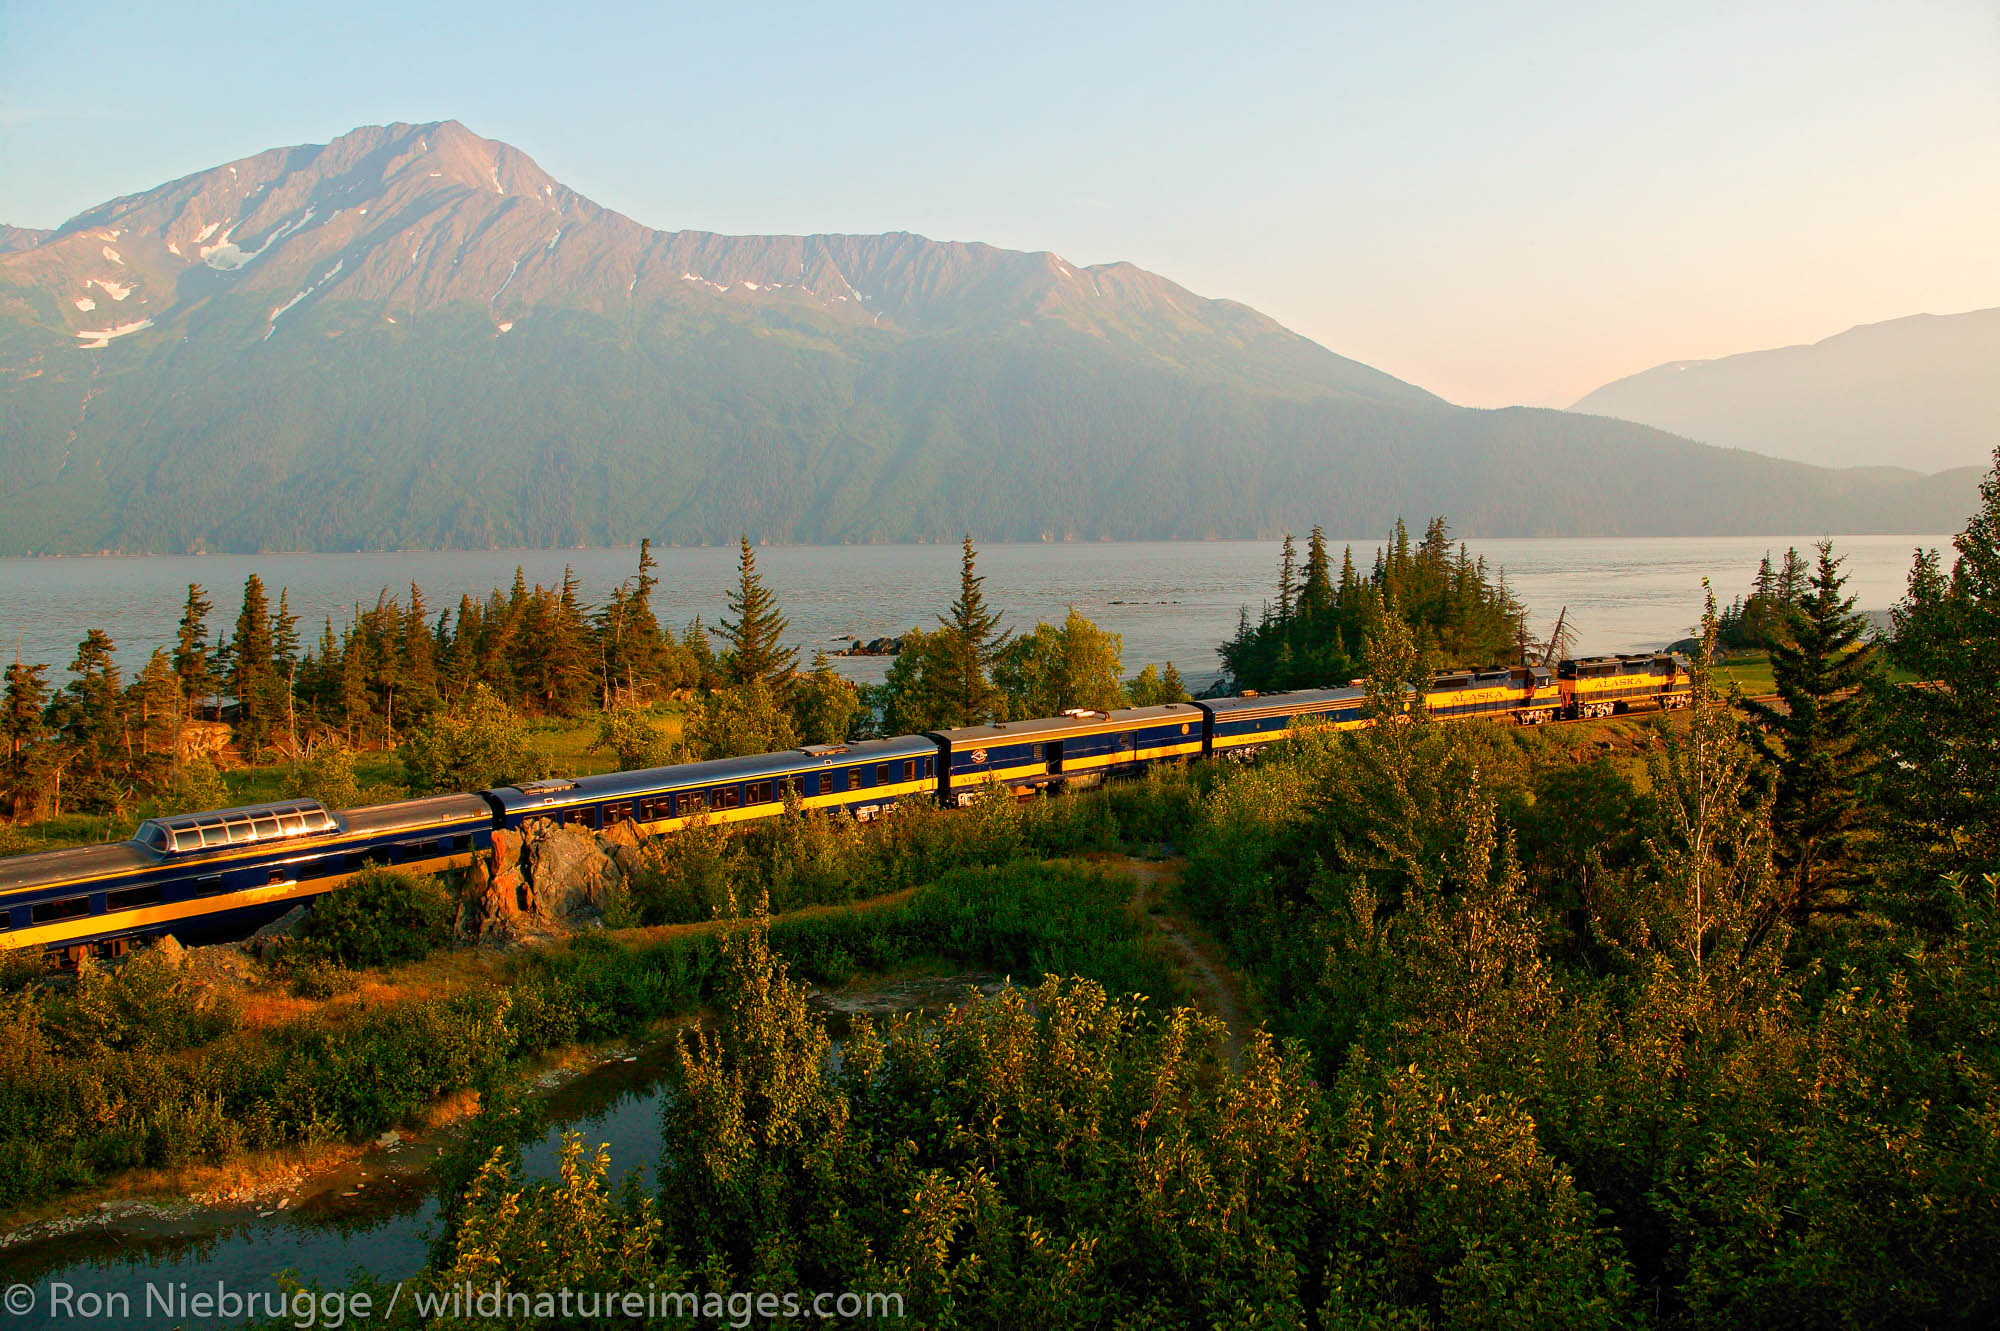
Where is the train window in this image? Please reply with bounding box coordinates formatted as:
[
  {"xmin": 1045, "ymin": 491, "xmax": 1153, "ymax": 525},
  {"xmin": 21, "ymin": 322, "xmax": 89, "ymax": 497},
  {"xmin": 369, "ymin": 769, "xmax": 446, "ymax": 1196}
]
[
  {"xmin": 192, "ymin": 874, "xmax": 228, "ymax": 897},
  {"xmin": 267, "ymin": 867, "xmax": 292, "ymax": 886},
  {"xmin": 139, "ymin": 824, "xmax": 169, "ymax": 853},
  {"xmin": 924, "ymin": 757, "xmax": 935, "ymax": 777},
  {"xmin": 876, "ymin": 763, "xmax": 891, "ymax": 785},
  {"xmin": 903, "ymin": 760, "xmax": 916, "ymax": 782},
  {"xmin": 31, "ymin": 896, "xmax": 91, "ymax": 924},
  {"xmin": 107, "ymin": 883, "xmax": 163, "ymax": 911},
  {"xmin": 1030, "ymin": 745, "xmax": 1041, "ymax": 761},
  {"xmin": 714, "ymin": 787, "xmax": 739, "ymax": 810},
  {"xmin": 453, "ymin": 835, "xmax": 473, "ymax": 853},
  {"xmin": 784, "ymin": 776, "xmax": 804, "ymax": 800},
  {"xmin": 251, "ymin": 813, "xmax": 281, "ymax": 839},
  {"xmin": 0, "ymin": 909, "xmax": 14, "ymax": 932},
  {"xmin": 745, "ymin": 782, "xmax": 771, "ymax": 805}
]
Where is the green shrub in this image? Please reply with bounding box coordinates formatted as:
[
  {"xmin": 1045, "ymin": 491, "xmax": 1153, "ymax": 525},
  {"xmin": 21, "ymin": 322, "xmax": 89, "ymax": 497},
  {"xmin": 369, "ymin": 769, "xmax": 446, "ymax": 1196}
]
[{"xmin": 297, "ymin": 868, "xmax": 458, "ymax": 968}]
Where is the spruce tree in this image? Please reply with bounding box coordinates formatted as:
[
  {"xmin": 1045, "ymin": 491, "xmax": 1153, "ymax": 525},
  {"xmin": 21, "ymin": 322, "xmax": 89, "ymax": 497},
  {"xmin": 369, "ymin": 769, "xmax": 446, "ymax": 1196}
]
[
  {"xmin": 1738, "ymin": 540, "xmax": 1876, "ymax": 934},
  {"xmin": 2, "ymin": 661, "xmax": 51, "ymax": 817},
  {"xmin": 1300, "ymin": 526, "xmax": 1334, "ymax": 620},
  {"xmin": 131, "ymin": 649, "xmax": 183, "ymax": 764},
  {"xmin": 719, "ymin": 536, "xmax": 796, "ymax": 691},
  {"xmin": 1877, "ymin": 445, "xmax": 2000, "ymax": 876},
  {"xmin": 232, "ymin": 575, "xmax": 276, "ymax": 748},
  {"xmin": 403, "ymin": 581, "xmax": 439, "ymax": 718},
  {"xmin": 173, "ymin": 583, "xmax": 215, "ymax": 717},
  {"xmin": 936, "ymin": 535, "xmax": 1011, "ymax": 726},
  {"xmin": 47, "ymin": 630, "xmax": 123, "ymax": 810},
  {"xmin": 1276, "ymin": 534, "xmax": 1298, "ymax": 623}
]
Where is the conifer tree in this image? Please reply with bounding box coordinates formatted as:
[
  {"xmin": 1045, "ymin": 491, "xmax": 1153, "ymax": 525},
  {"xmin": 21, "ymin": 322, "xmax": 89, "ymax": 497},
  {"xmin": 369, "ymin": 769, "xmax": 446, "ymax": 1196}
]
[
  {"xmin": 2, "ymin": 661, "xmax": 51, "ymax": 817},
  {"xmin": 130, "ymin": 649, "xmax": 183, "ymax": 765},
  {"xmin": 935, "ymin": 535, "xmax": 1011, "ymax": 726},
  {"xmin": 231, "ymin": 575, "xmax": 277, "ymax": 748},
  {"xmin": 272, "ymin": 589, "xmax": 301, "ymax": 749},
  {"xmin": 1276, "ymin": 534, "xmax": 1298, "ymax": 623},
  {"xmin": 46, "ymin": 630, "xmax": 124, "ymax": 810},
  {"xmin": 719, "ymin": 537, "xmax": 796, "ymax": 691},
  {"xmin": 402, "ymin": 581, "xmax": 439, "ymax": 718},
  {"xmin": 172, "ymin": 583, "xmax": 215, "ymax": 717},
  {"xmin": 1300, "ymin": 526, "xmax": 1334, "ymax": 620},
  {"xmin": 1876, "ymin": 445, "xmax": 2000, "ymax": 876},
  {"xmin": 1738, "ymin": 540, "xmax": 1876, "ymax": 933}
]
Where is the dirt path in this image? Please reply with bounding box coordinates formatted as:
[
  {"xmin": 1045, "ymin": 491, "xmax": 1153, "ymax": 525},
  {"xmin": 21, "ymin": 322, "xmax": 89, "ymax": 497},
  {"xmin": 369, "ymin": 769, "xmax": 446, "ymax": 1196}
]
[{"xmin": 1097, "ymin": 854, "xmax": 1257, "ymax": 1063}]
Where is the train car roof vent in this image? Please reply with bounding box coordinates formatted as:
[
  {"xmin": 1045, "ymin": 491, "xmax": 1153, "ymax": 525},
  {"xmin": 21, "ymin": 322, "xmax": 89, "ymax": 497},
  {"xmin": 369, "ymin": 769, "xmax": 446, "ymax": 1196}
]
[
  {"xmin": 802, "ymin": 743, "xmax": 850, "ymax": 757},
  {"xmin": 517, "ymin": 778, "xmax": 580, "ymax": 796},
  {"xmin": 140, "ymin": 799, "xmax": 337, "ymax": 856},
  {"xmin": 1062, "ymin": 708, "xmax": 1107, "ymax": 718},
  {"xmin": 1240, "ymin": 690, "xmax": 1259, "ymax": 698}
]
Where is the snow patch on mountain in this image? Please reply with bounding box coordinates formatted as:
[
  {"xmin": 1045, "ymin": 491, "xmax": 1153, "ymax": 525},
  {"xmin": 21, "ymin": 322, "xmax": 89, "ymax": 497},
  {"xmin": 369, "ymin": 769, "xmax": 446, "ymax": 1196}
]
[
  {"xmin": 75, "ymin": 318, "xmax": 152, "ymax": 350},
  {"xmin": 264, "ymin": 260, "xmax": 343, "ymax": 339},
  {"xmin": 73, "ymin": 297, "xmax": 95, "ymax": 312},
  {"xmin": 89, "ymin": 278, "xmax": 133, "ymax": 301},
  {"xmin": 205, "ymin": 208, "xmax": 315, "ymax": 271}
]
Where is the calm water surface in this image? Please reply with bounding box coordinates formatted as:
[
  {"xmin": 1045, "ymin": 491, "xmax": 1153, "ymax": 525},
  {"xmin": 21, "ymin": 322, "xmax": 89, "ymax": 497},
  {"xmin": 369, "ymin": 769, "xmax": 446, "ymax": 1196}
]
[
  {"xmin": 0, "ymin": 976, "xmax": 993, "ymax": 1330},
  {"xmin": 0, "ymin": 536, "xmax": 1950, "ymax": 689}
]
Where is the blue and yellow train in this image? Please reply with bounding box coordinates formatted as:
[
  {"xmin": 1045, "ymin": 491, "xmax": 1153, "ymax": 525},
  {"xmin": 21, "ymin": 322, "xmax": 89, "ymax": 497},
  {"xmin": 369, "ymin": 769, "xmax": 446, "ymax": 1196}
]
[{"xmin": 0, "ymin": 653, "xmax": 1689, "ymax": 961}]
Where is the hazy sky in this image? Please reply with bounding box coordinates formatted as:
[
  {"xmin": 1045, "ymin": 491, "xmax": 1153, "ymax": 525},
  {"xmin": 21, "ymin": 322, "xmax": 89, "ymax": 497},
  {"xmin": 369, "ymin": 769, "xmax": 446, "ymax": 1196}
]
[{"xmin": 3, "ymin": 1, "xmax": 1995, "ymax": 406}]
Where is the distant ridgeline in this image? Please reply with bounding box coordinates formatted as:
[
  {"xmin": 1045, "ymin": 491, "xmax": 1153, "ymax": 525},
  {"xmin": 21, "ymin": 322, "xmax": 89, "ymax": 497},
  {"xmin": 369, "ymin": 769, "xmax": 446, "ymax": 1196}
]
[
  {"xmin": 1219, "ymin": 517, "xmax": 1528, "ymax": 693},
  {"xmin": 0, "ymin": 120, "xmax": 1981, "ymax": 554}
]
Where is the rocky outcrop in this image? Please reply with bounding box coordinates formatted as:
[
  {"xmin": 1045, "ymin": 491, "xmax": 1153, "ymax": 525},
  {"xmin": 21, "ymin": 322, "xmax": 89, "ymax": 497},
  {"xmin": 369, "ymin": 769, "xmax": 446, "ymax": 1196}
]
[{"xmin": 464, "ymin": 821, "xmax": 628, "ymax": 941}]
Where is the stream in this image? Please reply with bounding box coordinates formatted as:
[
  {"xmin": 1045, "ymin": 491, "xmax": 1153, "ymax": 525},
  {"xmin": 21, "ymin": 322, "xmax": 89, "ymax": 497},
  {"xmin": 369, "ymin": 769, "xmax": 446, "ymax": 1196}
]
[{"xmin": 0, "ymin": 974, "xmax": 998, "ymax": 1329}]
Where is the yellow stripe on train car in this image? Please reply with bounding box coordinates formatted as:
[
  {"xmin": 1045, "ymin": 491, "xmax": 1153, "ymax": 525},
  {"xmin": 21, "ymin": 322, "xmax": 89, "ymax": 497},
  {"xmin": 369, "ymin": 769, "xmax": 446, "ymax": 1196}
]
[{"xmin": 1, "ymin": 852, "xmax": 475, "ymax": 952}]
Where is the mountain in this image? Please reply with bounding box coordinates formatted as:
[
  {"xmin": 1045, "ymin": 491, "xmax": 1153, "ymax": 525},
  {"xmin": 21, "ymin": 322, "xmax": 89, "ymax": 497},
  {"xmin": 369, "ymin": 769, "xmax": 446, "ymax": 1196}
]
[
  {"xmin": 0, "ymin": 226, "xmax": 52, "ymax": 254},
  {"xmin": 0, "ymin": 121, "xmax": 1977, "ymax": 555},
  {"xmin": 1570, "ymin": 309, "xmax": 2000, "ymax": 473}
]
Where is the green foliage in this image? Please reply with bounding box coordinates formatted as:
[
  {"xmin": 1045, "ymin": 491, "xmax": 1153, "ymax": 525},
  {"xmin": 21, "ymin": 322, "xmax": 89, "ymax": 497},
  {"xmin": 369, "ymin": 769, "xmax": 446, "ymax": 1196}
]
[
  {"xmin": 717, "ymin": 535, "xmax": 797, "ymax": 690},
  {"xmin": 1739, "ymin": 540, "xmax": 1878, "ymax": 930},
  {"xmin": 590, "ymin": 704, "xmax": 673, "ymax": 771},
  {"xmin": 1124, "ymin": 660, "xmax": 1190, "ymax": 705},
  {"xmin": 681, "ymin": 679, "xmax": 799, "ymax": 761},
  {"xmin": 153, "ymin": 756, "xmax": 230, "ymax": 816},
  {"xmin": 1223, "ymin": 516, "xmax": 1526, "ymax": 692},
  {"xmin": 933, "ymin": 535, "xmax": 1012, "ymax": 726},
  {"xmin": 401, "ymin": 682, "xmax": 538, "ymax": 793},
  {"xmin": 1875, "ymin": 444, "xmax": 2000, "ymax": 882},
  {"xmin": 285, "ymin": 738, "xmax": 363, "ymax": 809},
  {"xmin": 658, "ymin": 929, "xmax": 1307, "ymax": 1325},
  {"xmin": 787, "ymin": 651, "xmax": 860, "ymax": 745},
  {"xmin": 993, "ymin": 606, "xmax": 1126, "ymax": 716},
  {"xmin": 288, "ymin": 868, "xmax": 459, "ymax": 969}
]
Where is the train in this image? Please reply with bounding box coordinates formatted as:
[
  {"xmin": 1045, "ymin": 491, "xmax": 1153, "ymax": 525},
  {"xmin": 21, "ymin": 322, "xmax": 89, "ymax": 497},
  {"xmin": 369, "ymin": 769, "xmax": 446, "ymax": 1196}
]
[{"xmin": 0, "ymin": 652, "xmax": 1691, "ymax": 962}]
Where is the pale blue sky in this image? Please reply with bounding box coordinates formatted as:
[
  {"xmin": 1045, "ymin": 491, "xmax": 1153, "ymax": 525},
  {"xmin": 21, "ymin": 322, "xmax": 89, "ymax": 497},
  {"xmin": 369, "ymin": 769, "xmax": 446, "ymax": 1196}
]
[{"xmin": 3, "ymin": 0, "xmax": 1995, "ymax": 406}]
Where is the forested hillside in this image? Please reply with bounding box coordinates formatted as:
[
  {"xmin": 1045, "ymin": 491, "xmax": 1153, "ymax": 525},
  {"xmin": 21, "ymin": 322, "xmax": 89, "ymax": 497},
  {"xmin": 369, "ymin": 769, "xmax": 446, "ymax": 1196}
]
[{"xmin": 0, "ymin": 121, "xmax": 1975, "ymax": 554}]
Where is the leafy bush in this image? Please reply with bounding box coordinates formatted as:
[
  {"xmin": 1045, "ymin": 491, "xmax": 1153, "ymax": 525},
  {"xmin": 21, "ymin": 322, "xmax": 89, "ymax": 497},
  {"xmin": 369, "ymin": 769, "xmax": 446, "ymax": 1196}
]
[
  {"xmin": 296, "ymin": 868, "xmax": 458, "ymax": 968},
  {"xmin": 402, "ymin": 683, "xmax": 539, "ymax": 793}
]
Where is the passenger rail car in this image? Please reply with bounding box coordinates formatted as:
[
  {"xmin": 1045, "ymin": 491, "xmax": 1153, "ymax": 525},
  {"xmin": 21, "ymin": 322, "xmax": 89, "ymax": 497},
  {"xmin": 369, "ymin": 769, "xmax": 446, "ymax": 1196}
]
[
  {"xmin": 0, "ymin": 796, "xmax": 490, "ymax": 962},
  {"xmin": 0, "ymin": 652, "xmax": 1704, "ymax": 960},
  {"xmin": 931, "ymin": 703, "xmax": 1205, "ymax": 800},
  {"xmin": 488, "ymin": 735, "xmax": 942, "ymax": 835},
  {"xmin": 1201, "ymin": 687, "xmax": 1369, "ymax": 757}
]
